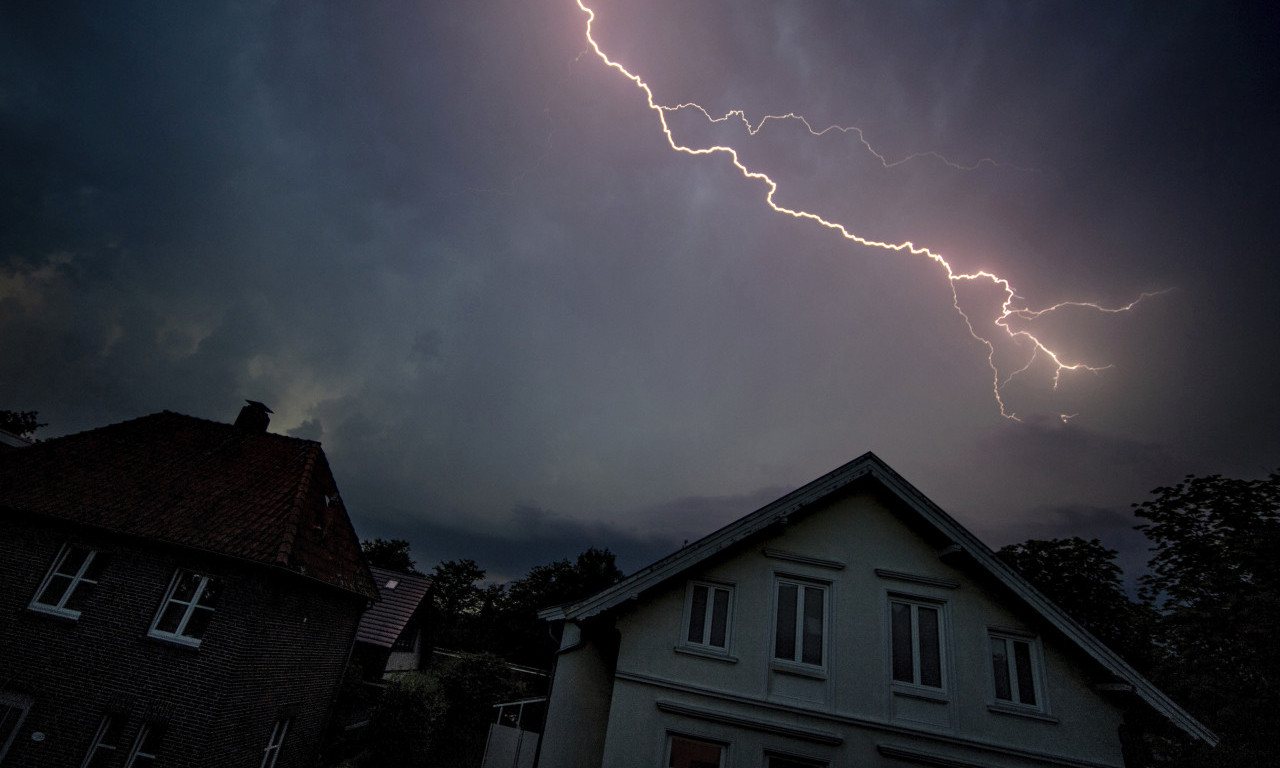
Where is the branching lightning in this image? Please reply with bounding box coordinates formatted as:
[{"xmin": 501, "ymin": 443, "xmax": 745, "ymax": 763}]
[{"xmin": 573, "ymin": 1, "xmax": 1161, "ymax": 420}]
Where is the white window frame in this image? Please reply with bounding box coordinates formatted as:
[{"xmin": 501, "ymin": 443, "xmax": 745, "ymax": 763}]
[
  {"xmin": 28, "ymin": 544, "xmax": 106, "ymax": 619},
  {"xmin": 0, "ymin": 691, "xmax": 34, "ymax": 764},
  {"xmin": 665, "ymin": 732, "xmax": 726, "ymax": 768},
  {"xmin": 123, "ymin": 723, "xmax": 160, "ymax": 767},
  {"xmin": 988, "ymin": 630, "xmax": 1048, "ymax": 713},
  {"xmin": 148, "ymin": 569, "xmax": 221, "ymax": 647},
  {"xmin": 261, "ymin": 718, "xmax": 289, "ymax": 768},
  {"xmin": 80, "ymin": 714, "xmax": 122, "ymax": 768},
  {"xmin": 680, "ymin": 580, "xmax": 734, "ymax": 654},
  {"xmin": 771, "ymin": 575, "xmax": 829, "ymax": 672},
  {"xmin": 888, "ymin": 595, "xmax": 949, "ymax": 695}
]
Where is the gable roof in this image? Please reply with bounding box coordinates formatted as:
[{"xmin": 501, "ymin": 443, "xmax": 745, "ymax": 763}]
[
  {"xmin": 540, "ymin": 451, "xmax": 1216, "ymax": 745},
  {"xmin": 356, "ymin": 565, "xmax": 433, "ymax": 648},
  {"xmin": 0, "ymin": 410, "xmax": 377, "ymax": 600}
]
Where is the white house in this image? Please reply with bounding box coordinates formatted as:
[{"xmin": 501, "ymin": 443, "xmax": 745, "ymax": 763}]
[{"xmin": 536, "ymin": 453, "xmax": 1214, "ymax": 768}]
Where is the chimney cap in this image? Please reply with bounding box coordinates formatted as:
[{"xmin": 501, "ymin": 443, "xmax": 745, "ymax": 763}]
[
  {"xmin": 234, "ymin": 400, "xmax": 273, "ymax": 432},
  {"xmin": 243, "ymin": 399, "xmax": 274, "ymax": 414}
]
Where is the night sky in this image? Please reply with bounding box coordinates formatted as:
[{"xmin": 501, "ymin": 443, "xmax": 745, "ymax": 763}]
[{"xmin": 4, "ymin": 1, "xmax": 1277, "ymax": 581}]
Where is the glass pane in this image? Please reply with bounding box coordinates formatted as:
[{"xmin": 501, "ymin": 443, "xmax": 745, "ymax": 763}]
[
  {"xmin": 918, "ymin": 607, "xmax": 941, "ymax": 688},
  {"xmin": 991, "ymin": 637, "xmax": 1011, "ymax": 700},
  {"xmin": 155, "ymin": 602, "xmax": 187, "ymax": 633},
  {"xmin": 688, "ymin": 585, "xmax": 708, "ymax": 644},
  {"xmin": 196, "ymin": 578, "xmax": 222, "ymax": 608},
  {"xmin": 65, "ymin": 579, "xmax": 97, "ymax": 612},
  {"xmin": 83, "ymin": 552, "xmax": 110, "ymax": 581},
  {"xmin": 58, "ymin": 546, "xmax": 91, "ymax": 576},
  {"xmin": 774, "ymin": 584, "xmax": 797, "ymax": 661},
  {"xmin": 769, "ymin": 757, "xmax": 826, "ymax": 768},
  {"xmin": 891, "ymin": 602, "xmax": 913, "ymax": 682},
  {"xmin": 802, "ymin": 586, "xmax": 823, "ymax": 665},
  {"xmin": 171, "ymin": 572, "xmax": 198, "ymax": 603},
  {"xmin": 37, "ymin": 574, "xmax": 73, "ymax": 606},
  {"xmin": 669, "ymin": 735, "xmax": 722, "ymax": 768},
  {"xmin": 709, "ymin": 588, "xmax": 729, "ymax": 648},
  {"xmin": 1014, "ymin": 640, "xmax": 1037, "ymax": 705},
  {"xmin": 183, "ymin": 606, "xmax": 215, "ymax": 639}
]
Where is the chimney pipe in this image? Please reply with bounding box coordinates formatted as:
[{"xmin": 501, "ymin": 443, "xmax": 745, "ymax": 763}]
[{"xmin": 234, "ymin": 400, "xmax": 273, "ymax": 432}]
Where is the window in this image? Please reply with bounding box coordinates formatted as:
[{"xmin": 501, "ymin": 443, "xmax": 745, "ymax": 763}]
[
  {"xmin": 667, "ymin": 734, "xmax": 724, "ymax": 768},
  {"xmin": 123, "ymin": 723, "xmax": 162, "ymax": 768},
  {"xmin": 81, "ymin": 715, "xmax": 123, "ymax": 768},
  {"xmin": 149, "ymin": 570, "xmax": 222, "ymax": 647},
  {"xmin": 683, "ymin": 581, "xmax": 732, "ymax": 650},
  {"xmin": 261, "ymin": 719, "xmax": 289, "ymax": 768},
  {"xmin": 889, "ymin": 597, "xmax": 945, "ymax": 690},
  {"xmin": 990, "ymin": 632, "xmax": 1042, "ymax": 709},
  {"xmin": 29, "ymin": 544, "xmax": 108, "ymax": 619},
  {"xmin": 392, "ymin": 625, "xmax": 419, "ymax": 652},
  {"xmin": 0, "ymin": 692, "xmax": 33, "ymax": 763},
  {"xmin": 773, "ymin": 578, "xmax": 826, "ymax": 668}
]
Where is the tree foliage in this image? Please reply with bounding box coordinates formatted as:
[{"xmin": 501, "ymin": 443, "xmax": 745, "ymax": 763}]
[
  {"xmin": 1133, "ymin": 472, "xmax": 1280, "ymax": 767},
  {"xmin": 361, "ymin": 538, "xmax": 421, "ymax": 575},
  {"xmin": 0, "ymin": 409, "xmax": 45, "ymax": 440},
  {"xmin": 996, "ymin": 537, "xmax": 1155, "ymax": 670}
]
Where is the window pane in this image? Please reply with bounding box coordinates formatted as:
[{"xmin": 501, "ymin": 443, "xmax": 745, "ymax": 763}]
[
  {"xmin": 171, "ymin": 572, "xmax": 199, "ymax": 603},
  {"xmin": 769, "ymin": 757, "xmax": 827, "ymax": 768},
  {"xmin": 37, "ymin": 574, "xmax": 73, "ymax": 606},
  {"xmin": 709, "ymin": 588, "xmax": 729, "ymax": 648},
  {"xmin": 82, "ymin": 552, "xmax": 110, "ymax": 581},
  {"xmin": 918, "ymin": 607, "xmax": 941, "ymax": 688},
  {"xmin": 64, "ymin": 579, "xmax": 97, "ymax": 612},
  {"xmin": 991, "ymin": 637, "xmax": 1011, "ymax": 701},
  {"xmin": 183, "ymin": 606, "xmax": 215, "ymax": 639},
  {"xmin": 196, "ymin": 578, "xmax": 222, "ymax": 608},
  {"xmin": 801, "ymin": 586, "xmax": 823, "ymax": 666},
  {"xmin": 688, "ymin": 585, "xmax": 708, "ymax": 644},
  {"xmin": 1013, "ymin": 640, "xmax": 1037, "ymax": 705},
  {"xmin": 155, "ymin": 602, "xmax": 187, "ymax": 634},
  {"xmin": 774, "ymin": 584, "xmax": 797, "ymax": 661},
  {"xmin": 59, "ymin": 546, "xmax": 91, "ymax": 576},
  {"xmin": 891, "ymin": 602, "xmax": 913, "ymax": 682},
  {"xmin": 669, "ymin": 735, "xmax": 722, "ymax": 768}
]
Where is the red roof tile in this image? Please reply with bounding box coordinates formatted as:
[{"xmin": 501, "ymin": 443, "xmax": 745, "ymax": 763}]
[
  {"xmin": 356, "ymin": 566, "xmax": 433, "ymax": 648},
  {"xmin": 0, "ymin": 411, "xmax": 377, "ymax": 600}
]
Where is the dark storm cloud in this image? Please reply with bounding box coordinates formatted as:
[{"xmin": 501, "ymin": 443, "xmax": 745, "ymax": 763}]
[{"xmin": 3, "ymin": 1, "xmax": 1278, "ymax": 579}]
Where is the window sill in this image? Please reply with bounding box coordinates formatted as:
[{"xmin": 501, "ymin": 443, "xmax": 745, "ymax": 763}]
[
  {"xmin": 675, "ymin": 645, "xmax": 738, "ymax": 663},
  {"xmin": 770, "ymin": 660, "xmax": 827, "ymax": 680},
  {"xmin": 987, "ymin": 703, "xmax": 1059, "ymax": 723},
  {"xmin": 25, "ymin": 604, "xmax": 80, "ymax": 622},
  {"xmin": 891, "ymin": 685, "xmax": 949, "ymax": 704},
  {"xmin": 145, "ymin": 631, "xmax": 203, "ymax": 651}
]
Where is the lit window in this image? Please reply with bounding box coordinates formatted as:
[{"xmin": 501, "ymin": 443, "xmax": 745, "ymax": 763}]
[
  {"xmin": 667, "ymin": 733, "xmax": 724, "ymax": 768},
  {"xmin": 260, "ymin": 718, "xmax": 289, "ymax": 768},
  {"xmin": 683, "ymin": 582, "xmax": 733, "ymax": 651},
  {"xmin": 890, "ymin": 597, "xmax": 945, "ymax": 690},
  {"xmin": 123, "ymin": 723, "xmax": 163, "ymax": 768},
  {"xmin": 148, "ymin": 570, "xmax": 222, "ymax": 647},
  {"xmin": 29, "ymin": 544, "xmax": 108, "ymax": 619},
  {"xmin": 774, "ymin": 578, "xmax": 826, "ymax": 668},
  {"xmin": 990, "ymin": 632, "xmax": 1043, "ymax": 709},
  {"xmin": 0, "ymin": 691, "xmax": 34, "ymax": 763}
]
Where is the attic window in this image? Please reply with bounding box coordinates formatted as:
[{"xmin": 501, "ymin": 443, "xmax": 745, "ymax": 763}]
[{"xmin": 385, "ymin": 579, "xmax": 399, "ymax": 590}]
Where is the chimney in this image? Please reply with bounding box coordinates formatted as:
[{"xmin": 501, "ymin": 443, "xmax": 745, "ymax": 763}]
[{"xmin": 234, "ymin": 400, "xmax": 273, "ymax": 432}]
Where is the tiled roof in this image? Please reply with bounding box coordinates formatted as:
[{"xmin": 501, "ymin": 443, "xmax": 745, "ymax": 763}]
[
  {"xmin": 356, "ymin": 565, "xmax": 432, "ymax": 648},
  {"xmin": 0, "ymin": 411, "xmax": 377, "ymax": 600}
]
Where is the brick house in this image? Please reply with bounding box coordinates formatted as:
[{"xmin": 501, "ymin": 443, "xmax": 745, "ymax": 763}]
[{"xmin": 0, "ymin": 406, "xmax": 378, "ymax": 767}]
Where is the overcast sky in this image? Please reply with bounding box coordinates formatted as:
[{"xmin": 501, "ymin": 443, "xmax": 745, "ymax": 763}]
[{"xmin": 4, "ymin": 1, "xmax": 1277, "ymax": 582}]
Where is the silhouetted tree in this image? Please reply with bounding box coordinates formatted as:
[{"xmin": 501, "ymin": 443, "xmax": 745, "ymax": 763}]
[
  {"xmin": 1133, "ymin": 472, "xmax": 1280, "ymax": 767},
  {"xmin": 429, "ymin": 559, "xmax": 489, "ymax": 650},
  {"xmin": 361, "ymin": 538, "xmax": 421, "ymax": 575},
  {"xmin": 0, "ymin": 409, "xmax": 45, "ymax": 440},
  {"xmin": 996, "ymin": 537, "xmax": 1156, "ymax": 670}
]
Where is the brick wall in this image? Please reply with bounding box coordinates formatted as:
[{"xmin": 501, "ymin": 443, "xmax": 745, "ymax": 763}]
[{"xmin": 0, "ymin": 519, "xmax": 365, "ymax": 768}]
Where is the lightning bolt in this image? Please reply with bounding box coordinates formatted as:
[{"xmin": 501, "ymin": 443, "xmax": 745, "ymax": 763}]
[{"xmin": 573, "ymin": 1, "xmax": 1161, "ymax": 421}]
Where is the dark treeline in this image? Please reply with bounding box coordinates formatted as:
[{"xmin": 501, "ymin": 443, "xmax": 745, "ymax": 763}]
[{"xmin": 996, "ymin": 472, "xmax": 1280, "ymax": 768}]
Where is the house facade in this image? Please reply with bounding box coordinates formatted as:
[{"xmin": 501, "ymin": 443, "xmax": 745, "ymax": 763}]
[
  {"xmin": 0, "ymin": 407, "xmax": 377, "ymax": 768},
  {"xmin": 537, "ymin": 453, "xmax": 1214, "ymax": 768}
]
